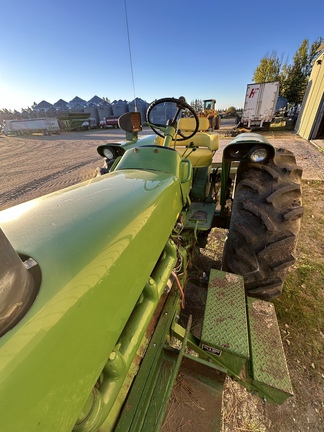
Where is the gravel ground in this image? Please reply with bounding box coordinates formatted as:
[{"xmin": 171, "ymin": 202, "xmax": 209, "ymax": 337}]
[
  {"xmin": 213, "ymin": 131, "xmax": 324, "ymax": 181},
  {"xmin": 1, "ymin": 127, "xmax": 323, "ymax": 211}
]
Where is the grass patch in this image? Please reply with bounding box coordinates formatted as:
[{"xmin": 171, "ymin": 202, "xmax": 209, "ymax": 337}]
[
  {"xmin": 269, "ymin": 122, "xmax": 294, "ymax": 131},
  {"xmin": 274, "ymin": 268, "xmax": 323, "ymax": 375},
  {"xmin": 273, "ymin": 180, "xmax": 324, "ymax": 378},
  {"xmin": 274, "ymin": 264, "xmax": 323, "ymax": 331}
]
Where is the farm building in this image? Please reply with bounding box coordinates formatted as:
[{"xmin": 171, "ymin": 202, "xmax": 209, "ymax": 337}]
[{"xmin": 295, "ymin": 44, "xmax": 324, "ymax": 141}]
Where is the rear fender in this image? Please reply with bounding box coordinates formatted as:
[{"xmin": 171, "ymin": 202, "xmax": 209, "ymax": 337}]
[{"xmin": 220, "ymin": 133, "xmax": 275, "ymax": 208}]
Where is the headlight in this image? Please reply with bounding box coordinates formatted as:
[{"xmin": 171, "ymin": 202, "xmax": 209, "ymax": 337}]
[
  {"xmin": 249, "ymin": 147, "xmax": 268, "ymax": 162},
  {"xmin": 103, "ymin": 148, "xmax": 115, "ymax": 160}
]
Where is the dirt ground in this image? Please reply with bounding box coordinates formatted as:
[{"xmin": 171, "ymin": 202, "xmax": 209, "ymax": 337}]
[
  {"xmin": 1, "ymin": 127, "xmax": 323, "ymax": 210},
  {"xmin": 0, "ymin": 127, "xmax": 323, "ymax": 431}
]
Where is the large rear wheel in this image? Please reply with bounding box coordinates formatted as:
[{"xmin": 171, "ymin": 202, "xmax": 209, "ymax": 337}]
[{"xmin": 222, "ymin": 148, "xmax": 303, "ymax": 300}]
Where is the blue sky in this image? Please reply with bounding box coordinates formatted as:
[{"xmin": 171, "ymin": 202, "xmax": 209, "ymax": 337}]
[{"xmin": 1, "ymin": 0, "xmax": 323, "ymax": 111}]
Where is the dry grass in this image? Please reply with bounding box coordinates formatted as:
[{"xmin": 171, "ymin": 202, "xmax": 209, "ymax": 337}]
[{"xmin": 273, "ymin": 180, "xmax": 324, "ymax": 379}]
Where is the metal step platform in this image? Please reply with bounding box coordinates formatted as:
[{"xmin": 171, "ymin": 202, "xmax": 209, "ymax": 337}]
[
  {"xmin": 201, "ymin": 269, "xmax": 293, "ymax": 404},
  {"xmin": 185, "ymin": 202, "xmax": 216, "ymax": 231},
  {"xmin": 201, "ymin": 270, "xmax": 249, "ymax": 376},
  {"xmin": 247, "ymin": 296, "xmax": 293, "ymax": 403},
  {"xmin": 112, "ymin": 269, "xmax": 293, "ymax": 431}
]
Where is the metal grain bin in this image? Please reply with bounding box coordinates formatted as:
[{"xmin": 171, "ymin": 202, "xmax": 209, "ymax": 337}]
[
  {"xmin": 111, "ymin": 100, "xmax": 129, "ymax": 117},
  {"xmin": 147, "ymin": 101, "xmax": 177, "ymax": 124},
  {"xmin": 86, "ymin": 103, "xmax": 99, "ymax": 124},
  {"xmin": 98, "ymin": 103, "xmax": 113, "ymax": 119},
  {"xmin": 128, "ymin": 98, "xmax": 149, "ymax": 124}
]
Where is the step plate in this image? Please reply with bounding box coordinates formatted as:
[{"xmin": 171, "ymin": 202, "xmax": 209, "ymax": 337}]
[
  {"xmin": 185, "ymin": 202, "xmax": 215, "ymax": 230},
  {"xmin": 201, "ymin": 270, "xmax": 249, "ymax": 360},
  {"xmin": 248, "ymin": 297, "xmax": 293, "ymax": 400}
]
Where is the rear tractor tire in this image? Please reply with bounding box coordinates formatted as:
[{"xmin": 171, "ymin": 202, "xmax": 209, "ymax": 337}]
[
  {"xmin": 222, "ymin": 148, "xmax": 303, "ymax": 300},
  {"xmin": 214, "ymin": 115, "xmax": 221, "ymax": 130}
]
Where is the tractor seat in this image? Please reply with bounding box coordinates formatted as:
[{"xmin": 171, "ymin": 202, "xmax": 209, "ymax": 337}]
[{"xmin": 154, "ymin": 117, "xmax": 219, "ymax": 168}]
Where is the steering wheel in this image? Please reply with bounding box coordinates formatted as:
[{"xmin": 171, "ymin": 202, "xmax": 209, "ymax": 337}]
[{"xmin": 146, "ymin": 97, "xmax": 199, "ymax": 141}]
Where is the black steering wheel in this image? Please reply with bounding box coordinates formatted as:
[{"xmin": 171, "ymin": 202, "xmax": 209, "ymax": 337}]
[{"xmin": 146, "ymin": 97, "xmax": 199, "ymax": 141}]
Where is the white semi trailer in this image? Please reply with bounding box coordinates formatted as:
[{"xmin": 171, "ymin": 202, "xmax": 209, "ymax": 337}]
[
  {"xmin": 240, "ymin": 81, "xmax": 280, "ymax": 129},
  {"xmin": 3, "ymin": 118, "xmax": 60, "ymax": 136}
]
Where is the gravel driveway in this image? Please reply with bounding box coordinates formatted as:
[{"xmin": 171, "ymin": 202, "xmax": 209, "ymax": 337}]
[{"xmin": 1, "ymin": 127, "xmax": 323, "ymax": 211}]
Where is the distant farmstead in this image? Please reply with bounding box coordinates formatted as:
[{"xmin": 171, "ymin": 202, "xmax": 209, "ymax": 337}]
[{"xmin": 1, "ymin": 96, "xmax": 150, "ymax": 130}]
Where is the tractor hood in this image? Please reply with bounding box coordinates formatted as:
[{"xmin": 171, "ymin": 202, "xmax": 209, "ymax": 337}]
[{"xmin": 0, "ymin": 167, "xmax": 183, "ymax": 431}]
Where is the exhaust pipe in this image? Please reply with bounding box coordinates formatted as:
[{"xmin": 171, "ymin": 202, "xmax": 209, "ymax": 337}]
[{"xmin": 0, "ymin": 229, "xmax": 39, "ymax": 337}]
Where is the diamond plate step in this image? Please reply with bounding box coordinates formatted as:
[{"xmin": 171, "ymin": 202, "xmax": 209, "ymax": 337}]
[
  {"xmin": 185, "ymin": 202, "xmax": 215, "ymax": 230},
  {"xmin": 200, "ymin": 269, "xmax": 249, "ymax": 376},
  {"xmin": 247, "ymin": 297, "xmax": 293, "ymax": 403}
]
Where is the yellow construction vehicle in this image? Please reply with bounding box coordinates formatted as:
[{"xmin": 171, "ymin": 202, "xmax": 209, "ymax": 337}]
[{"xmin": 198, "ymin": 99, "xmax": 221, "ymax": 130}]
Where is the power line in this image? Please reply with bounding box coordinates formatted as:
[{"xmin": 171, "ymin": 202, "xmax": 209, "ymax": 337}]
[{"xmin": 124, "ymin": 0, "xmax": 137, "ymax": 111}]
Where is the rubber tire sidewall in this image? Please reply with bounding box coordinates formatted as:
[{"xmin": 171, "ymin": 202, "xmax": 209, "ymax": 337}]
[{"xmin": 222, "ymin": 148, "xmax": 303, "ymax": 300}]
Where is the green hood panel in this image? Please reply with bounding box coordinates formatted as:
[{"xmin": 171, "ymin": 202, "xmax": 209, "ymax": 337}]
[{"xmin": 0, "ymin": 169, "xmax": 182, "ymax": 431}]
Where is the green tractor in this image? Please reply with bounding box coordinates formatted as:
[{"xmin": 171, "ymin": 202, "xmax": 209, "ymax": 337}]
[{"xmin": 0, "ymin": 97, "xmax": 303, "ymax": 431}]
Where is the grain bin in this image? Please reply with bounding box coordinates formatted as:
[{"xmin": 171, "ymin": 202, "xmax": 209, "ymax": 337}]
[
  {"xmin": 98, "ymin": 102, "xmax": 113, "ymax": 120},
  {"xmin": 86, "ymin": 103, "xmax": 99, "ymax": 124},
  {"xmin": 147, "ymin": 100, "xmax": 177, "ymax": 124},
  {"xmin": 111, "ymin": 100, "xmax": 129, "ymax": 117},
  {"xmin": 128, "ymin": 98, "xmax": 149, "ymax": 124}
]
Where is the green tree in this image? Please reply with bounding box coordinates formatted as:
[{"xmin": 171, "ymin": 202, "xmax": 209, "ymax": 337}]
[
  {"xmin": 252, "ymin": 38, "xmax": 323, "ymax": 104},
  {"xmin": 190, "ymin": 99, "xmax": 203, "ymax": 112},
  {"xmin": 226, "ymin": 106, "xmax": 237, "ymax": 117},
  {"xmin": 252, "ymin": 51, "xmax": 282, "ymax": 83},
  {"xmin": 281, "ymin": 38, "xmax": 323, "ymax": 104}
]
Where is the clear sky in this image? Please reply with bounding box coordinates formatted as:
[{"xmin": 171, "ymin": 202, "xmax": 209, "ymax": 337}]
[{"xmin": 1, "ymin": 0, "xmax": 323, "ymax": 111}]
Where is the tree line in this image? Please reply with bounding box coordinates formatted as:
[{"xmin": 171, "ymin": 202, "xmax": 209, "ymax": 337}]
[
  {"xmin": 190, "ymin": 37, "xmax": 323, "ymax": 115},
  {"xmin": 252, "ymin": 37, "xmax": 323, "ymax": 104}
]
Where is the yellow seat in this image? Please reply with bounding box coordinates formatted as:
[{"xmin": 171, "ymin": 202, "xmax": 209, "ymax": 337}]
[
  {"xmin": 154, "ymin": 117, "xmax": 219, "ymax": 167},
  {"xmin": 179, "ymin": 117, "xmax": 210, "ymax": 132},
  {"xmin": 174, "ymin": 146, "xmax": 214, "ymax": 167}
]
